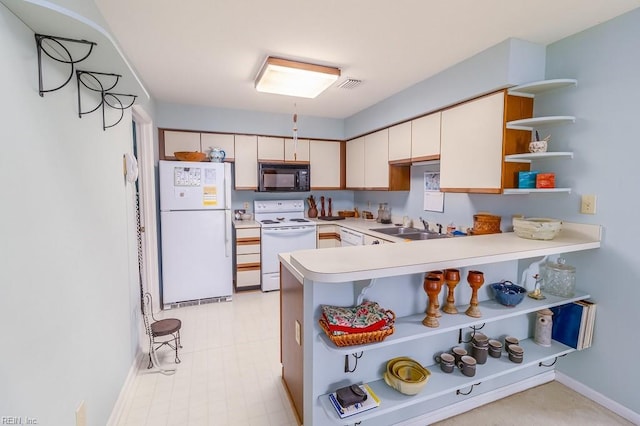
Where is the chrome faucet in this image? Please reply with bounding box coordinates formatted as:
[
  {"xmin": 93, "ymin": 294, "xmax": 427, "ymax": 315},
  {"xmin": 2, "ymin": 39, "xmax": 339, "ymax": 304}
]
[{"xmin": 419, "ymin": 217, "xmax": 429, "ymax": 231}]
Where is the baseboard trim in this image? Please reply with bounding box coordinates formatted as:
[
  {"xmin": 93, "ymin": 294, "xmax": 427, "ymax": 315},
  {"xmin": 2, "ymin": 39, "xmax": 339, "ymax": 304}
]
[
  {"xmin": 555, "ymin": 372, "xmax": 640, "ymax": 425},
  {"xmin": 107, "ymin": 350, "xmax": 143, "ymax": 426},
  {"xmin": 394, "ymin": 371, "xmax": 555, "ymax": 426}
]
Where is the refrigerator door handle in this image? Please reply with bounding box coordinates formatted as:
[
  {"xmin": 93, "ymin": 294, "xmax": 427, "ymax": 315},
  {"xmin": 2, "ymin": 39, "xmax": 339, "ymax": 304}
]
[{"xmin": 225, "ymin": 209, "xmax": 232, "ymax": 257}]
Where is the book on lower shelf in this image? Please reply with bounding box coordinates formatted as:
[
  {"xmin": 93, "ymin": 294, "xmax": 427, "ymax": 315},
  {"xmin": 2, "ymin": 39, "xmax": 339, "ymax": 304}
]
[
  {"xmin": 550, "ymin": 300, "xmax": 597, "ymax": 350},
  {"xmin": 328, "ymin": 384, "xmax": 380, "ymax": 419}
]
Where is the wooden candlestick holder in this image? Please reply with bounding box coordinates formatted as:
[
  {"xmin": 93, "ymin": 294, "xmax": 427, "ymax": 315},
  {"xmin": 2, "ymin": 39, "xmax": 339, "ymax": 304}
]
[
  {"xmin": 422, "ymin": 275, "xmax": 443, "ymax": 328},
  {"xmin": 443, "ymin": 268, "xmax": 461, "ymax": 314},
  {"xmin": 428, "ymin": 270, "xmax": 444, "ymax": 318},
  {"xmin": 465, "ymin": 270, "xmax": 485, "ymax": 318}
]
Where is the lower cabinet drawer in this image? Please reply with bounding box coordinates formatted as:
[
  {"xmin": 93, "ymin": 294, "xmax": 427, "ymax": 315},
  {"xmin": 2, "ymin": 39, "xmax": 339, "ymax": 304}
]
[
  {"xmin": 236, "ymin": 244, "xmax": 260, "ymax": 256},
  {"xmin": 236, "ymin": 269, "xmax": 261, "ymax": 288}
]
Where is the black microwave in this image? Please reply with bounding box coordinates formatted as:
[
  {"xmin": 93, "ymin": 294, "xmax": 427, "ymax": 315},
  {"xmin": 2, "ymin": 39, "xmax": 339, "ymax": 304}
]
[{"xmin": 258, "ymin": 163, "xmax": 310, "ymax": 192}]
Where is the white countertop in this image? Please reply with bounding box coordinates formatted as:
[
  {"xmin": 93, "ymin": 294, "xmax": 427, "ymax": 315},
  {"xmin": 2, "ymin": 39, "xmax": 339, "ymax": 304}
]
[
  {"xmin": 233, "ymin": 219, "xmax": 260, "ymax": 229},
  {"xmin": 313, "ymin": 217, "xmax": 427, "ymax": 242},
  {"xmin": 282, "ymin": 222, "xmax": 601, "ymax": 283}
]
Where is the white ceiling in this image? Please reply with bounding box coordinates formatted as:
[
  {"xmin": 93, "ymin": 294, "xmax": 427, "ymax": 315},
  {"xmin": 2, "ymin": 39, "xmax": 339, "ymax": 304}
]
[{"xmin": 95, "ymin": 0, "xmax": 639, "ymax": 119}]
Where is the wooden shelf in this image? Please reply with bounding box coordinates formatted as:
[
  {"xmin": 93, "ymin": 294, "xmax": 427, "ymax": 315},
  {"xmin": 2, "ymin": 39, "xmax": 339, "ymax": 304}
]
[
  {"xmin": 506, "ymin": 116, "xmax": 575, "ymax": 131},
  {"xmin": 502, "ymin": 188, "xmax": 572, "ymax": 195},
  {"xmin": 508, "ymin": 79, "xmax": 578, "ymax": 97},
  {"xmin": 319, "ymin": 338, "xmax": 575, "ymax": 424},
  {"xmin": 504, "ymin": 152, "xmax": 574, "ymax": 163},
  {"xmin": 318, "ymin": 291, "xmax": 589, "ymax": 355}
]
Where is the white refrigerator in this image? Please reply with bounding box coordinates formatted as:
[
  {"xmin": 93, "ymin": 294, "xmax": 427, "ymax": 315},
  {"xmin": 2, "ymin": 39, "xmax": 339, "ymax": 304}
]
[{"xmin": 159, "ymin": 160, "xmax": 233, "ymax": 307}]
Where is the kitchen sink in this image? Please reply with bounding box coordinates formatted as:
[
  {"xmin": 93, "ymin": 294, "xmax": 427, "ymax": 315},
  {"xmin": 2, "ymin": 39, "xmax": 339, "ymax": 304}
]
[
  {"xmin": 398, "ymin": 232, "xmax": 451, "ymax": 241},
  {"xmin": 370, "ymin": 227, "xmax": 421, "ymax": 235}
]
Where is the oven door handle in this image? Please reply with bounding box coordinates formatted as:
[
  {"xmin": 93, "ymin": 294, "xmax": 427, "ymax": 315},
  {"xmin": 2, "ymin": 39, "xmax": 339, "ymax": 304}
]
[{"xmin": 262, "ymin": 227, "xmax": 316, "ymax": 235}]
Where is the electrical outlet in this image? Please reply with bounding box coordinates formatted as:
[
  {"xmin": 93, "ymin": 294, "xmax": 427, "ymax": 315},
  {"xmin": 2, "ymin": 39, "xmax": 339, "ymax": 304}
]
[
  {"xmin": 243, "ymin": 202, "xmax": 249, "ymax": 210},
  {"xmin": 580, "ymin": 194, "xmax": 597, "ymax": 214},
  {"xmin": 76, "ymin": 401, "xmax": 86, "ymax": 426}
]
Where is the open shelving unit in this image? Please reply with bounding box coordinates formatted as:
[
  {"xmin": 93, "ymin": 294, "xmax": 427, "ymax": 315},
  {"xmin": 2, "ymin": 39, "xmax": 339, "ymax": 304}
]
[
  {"xmin": 319, "ymin": 338, "xmax": 575, "ymax": 424},
  {"xmin": 318, "ymin": 291, "xmax": 589, "ymax": 355},
  {"xmin": 503, "ymin": 78, "xmax": 577, "ymax": 194}
]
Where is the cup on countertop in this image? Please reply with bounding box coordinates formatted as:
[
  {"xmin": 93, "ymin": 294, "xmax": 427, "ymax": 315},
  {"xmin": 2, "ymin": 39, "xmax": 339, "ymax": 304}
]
[
  {"xmin": 457, "ymin": 355, "xmax": 477, "ymax": 377},
  {"xmin": 434, "ymin": 352, "xmax": 456, "ymax": 373},
  {"xmin": 451, "ymin": 346, "xmax": 468, "ymax": 365},
  {"xmin": 508, "ymin": 344, "xmax": 524, "ymax": 363},
  {"xmin": 504, "ymin": 336, "xmax": 519, "ymax": 353},
  {"xmin": 488, "ymin": 339, "xmax": 503, "ymax": 358}
]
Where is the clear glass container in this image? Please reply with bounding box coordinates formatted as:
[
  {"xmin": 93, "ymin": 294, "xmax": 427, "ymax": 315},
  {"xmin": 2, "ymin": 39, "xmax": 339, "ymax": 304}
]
[{"xmin": 542, "ymin": 257, "xmax": 576, "ymax": 297}]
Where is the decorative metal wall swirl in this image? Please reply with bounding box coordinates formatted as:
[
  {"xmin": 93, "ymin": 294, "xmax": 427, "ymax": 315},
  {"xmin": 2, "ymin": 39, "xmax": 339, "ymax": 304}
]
[{"xmin": 35, "ymin": 33, "xmax": 137, "ymax": 130}]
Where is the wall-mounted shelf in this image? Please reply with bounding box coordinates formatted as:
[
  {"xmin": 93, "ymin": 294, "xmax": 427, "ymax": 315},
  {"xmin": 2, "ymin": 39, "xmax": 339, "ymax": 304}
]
[
  {"xmin": 319, "ymin": 338, "xmax": 576, "ymax": 424},
  {"xmin": 503, "ymin": 188, "xmax": 572, "ymax": 195},
  {"xmin": 508, "ymin": 79, "xmax": 578, "ymax": 98},
  {"xmin": 506, "ymin": 116, "xmax": 575, "ymax": 131},
  {"xmin": 504, "ymin": 152, "xmax": 574, "ymax": 163}
]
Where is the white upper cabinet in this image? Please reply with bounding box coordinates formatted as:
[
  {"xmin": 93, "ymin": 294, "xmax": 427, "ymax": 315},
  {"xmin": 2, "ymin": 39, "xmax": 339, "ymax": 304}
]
[
  {"xmin": 440, "ymin": 91, "xmax": 505, "ymax": 193},
  {"xmin": 284, "ymin": 138, "xmax": 310, "ymax": 162},
  {"xmin": 234, "ymin": 135, "xmax": 258, "ymax": 190},
  {"xmin": 411, "ymin": 112, "xmax": 441, "ymax": 161},
  {"xmin": 163, "ymin": 130, "xmax": 201, "ymax": 157},
  {"xmin": 258, "ymin": 136, "xmax": 285, "ymax": 161},
  {"xmin": 346, "ymin": 137, "xmax": 365, "ymax": 188},
  {"xmin": 310, "ymin": 140, "xmax": 341, "ymax": 189},
  {"xmin": 388, "ymin": 122, "xmax": 412, "ymax": 162},
  {"xmin": 201, "ymin": 133, "xmax": 235, "ymax": 160},
  {"xmin": 364, "ymin": 129, "xmax": 389, "ymax": 188}
]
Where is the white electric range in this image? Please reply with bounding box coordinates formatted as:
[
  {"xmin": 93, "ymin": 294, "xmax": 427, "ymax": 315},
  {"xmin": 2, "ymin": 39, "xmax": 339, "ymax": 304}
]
[{"xmin": 254, "ymin": 200, "xmax": 317, "ymax": 291}]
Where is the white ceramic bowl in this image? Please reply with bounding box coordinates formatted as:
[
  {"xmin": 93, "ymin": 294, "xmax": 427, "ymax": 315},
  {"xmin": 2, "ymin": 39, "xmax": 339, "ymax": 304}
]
[
  {"xmin": 513, "ymin": 217, "xmax": 562, "ymax": 240},
  {"xmin": 529, "ymin": 140, "xmax": 548, "ymax": 153}
]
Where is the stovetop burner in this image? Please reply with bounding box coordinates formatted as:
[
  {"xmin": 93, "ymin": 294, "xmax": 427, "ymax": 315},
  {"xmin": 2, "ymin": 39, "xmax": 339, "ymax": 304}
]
[
  {"xmin": 289, "ymin": 218, "xmax": 310, "ymax": 223},
  {"xmin": 260, "ymin": 220, "xmax": 280, "ymax": 224}
]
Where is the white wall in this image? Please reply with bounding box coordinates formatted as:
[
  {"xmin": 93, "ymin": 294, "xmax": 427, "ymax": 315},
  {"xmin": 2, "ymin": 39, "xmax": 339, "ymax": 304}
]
[{"xmin": 0, "ymin": 4, "xmax": 140, "ymax": 425}]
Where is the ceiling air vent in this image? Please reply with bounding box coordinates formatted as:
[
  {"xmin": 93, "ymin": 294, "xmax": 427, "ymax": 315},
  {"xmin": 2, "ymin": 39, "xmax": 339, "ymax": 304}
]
[{"xmin": 337, "ymin": 78, "xmax": 362, "ymax": 89}]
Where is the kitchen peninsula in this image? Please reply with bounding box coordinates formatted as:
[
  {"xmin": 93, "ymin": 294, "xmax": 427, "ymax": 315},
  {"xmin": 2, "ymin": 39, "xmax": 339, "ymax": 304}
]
[{"xmin": 279, "ymin": 223, "xmax": 600, "ymax": 425}]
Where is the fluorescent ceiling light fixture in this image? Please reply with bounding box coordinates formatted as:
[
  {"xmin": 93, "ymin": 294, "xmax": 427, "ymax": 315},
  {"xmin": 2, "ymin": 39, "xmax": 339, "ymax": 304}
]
[{"xmin": 255, "ymin": 57, "xmax": 340, "ymax": 98}]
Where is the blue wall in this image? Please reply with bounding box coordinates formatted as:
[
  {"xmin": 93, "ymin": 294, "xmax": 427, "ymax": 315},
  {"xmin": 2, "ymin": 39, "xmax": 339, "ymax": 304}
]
[{"xmin": 154, "ymin": 10, "xmax": 640, "ymax": 416}]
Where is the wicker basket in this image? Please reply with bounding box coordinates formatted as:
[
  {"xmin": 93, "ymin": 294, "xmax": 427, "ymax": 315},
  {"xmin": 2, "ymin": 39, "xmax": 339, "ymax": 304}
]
[
  {"xmin": 319, "ymin": 319, "xmax": 394, "ymax": 347},
  {"xmin": 174, "ymin": 151, "xmax": 207, "ymax": 162}
]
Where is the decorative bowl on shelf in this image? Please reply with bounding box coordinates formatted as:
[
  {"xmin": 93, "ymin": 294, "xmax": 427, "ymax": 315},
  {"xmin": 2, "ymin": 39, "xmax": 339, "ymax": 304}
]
[
  {"xmin": 529, "ymin": 140, "xmax": 548, "ymax": 153},
  {"xmin": 513, "ymin": 217, "xmax": 562, "ymax": 240},
  {"xmin": 384, "ymin": 357, "xmax": 430, "ymax": 395},
  {"xmin": 490, "ymin": 281, "xmax": 527, "ymax": 307},
  {"xmin": 174, "ymin": 151, "xmax": 207, "ymax": 162}
]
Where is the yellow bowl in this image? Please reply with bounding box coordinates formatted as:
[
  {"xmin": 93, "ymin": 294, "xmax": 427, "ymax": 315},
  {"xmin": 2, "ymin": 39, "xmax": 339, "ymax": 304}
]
[
  {"xmin": 384, "ymin": 370, "xmax": 430, "ymax": 395},
  {"xmin": 394, "ymin": 365, "xmax": 427, "ymax": 382}
]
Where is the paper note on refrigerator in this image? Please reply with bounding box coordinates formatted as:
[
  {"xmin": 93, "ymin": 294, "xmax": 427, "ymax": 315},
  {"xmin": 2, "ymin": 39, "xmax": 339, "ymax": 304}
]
[{"xmin": 203, "ymin": 186, "xmax": 218, "ymax": 206}]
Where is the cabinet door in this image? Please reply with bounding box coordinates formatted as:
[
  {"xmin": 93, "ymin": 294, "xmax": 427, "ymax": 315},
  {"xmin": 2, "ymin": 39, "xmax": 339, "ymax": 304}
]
[
  {"xmin": 346, "ymin": 137, "xmax": 365, "ymax": 188},
  {"xmin": 201, "ymin": 133, "xmax": 235, "ymax": 160},
  {"xmin": 285, "ymin": 138, "xmax": 310, "ymax": 162},
  {"xmin": 388, "ymin": 122, "xmax": 412, "ymax": 162},
  {"xmin": 257, "ymin": 136, "xmax": 284, "ymax": 161},
  {"xmin": 316, "ymin": 225, "xmax": 339, "ymax": 249},
  {"xmin": 163, "ymin": 130, "xmax": 201, "ymax": 158},
  {"xmin": 234, "ymin": 135, "xmax": 258, "ymax": 190},
  {"xmin": 364, "ymin": 129, "xmax": 389, "ymax": 189},
  {"xmin": 310, "ymin": 140, "xmax": 341, "ymax": 189},
  {"xmin": 440, "ymin": 92, "xmax": 504, "ymax": 193},
  {"xmin": 411, "ymin": 112, "xmax": 441, "ymax": 161}
]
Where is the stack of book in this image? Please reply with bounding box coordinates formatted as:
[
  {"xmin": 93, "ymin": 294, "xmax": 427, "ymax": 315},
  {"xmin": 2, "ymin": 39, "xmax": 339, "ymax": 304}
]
[
  {"xmin": 328, "ymin": 384, "xmax": 380, "ymax": 419},
  {"xmin": 550, "ymin": 300, "xmax": 597, "ymax": 350}
]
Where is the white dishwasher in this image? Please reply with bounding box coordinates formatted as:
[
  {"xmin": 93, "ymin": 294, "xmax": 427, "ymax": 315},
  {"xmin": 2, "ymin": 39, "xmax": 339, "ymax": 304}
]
[{"xmin": 339, "ymin": 228, "xmax": 364, "ymax": 247}]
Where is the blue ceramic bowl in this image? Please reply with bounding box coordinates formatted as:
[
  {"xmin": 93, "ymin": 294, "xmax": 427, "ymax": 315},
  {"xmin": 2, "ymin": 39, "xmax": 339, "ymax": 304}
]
[{"xmin": 490, "ymin": 281, "xmax": 527, "ymax": 307}]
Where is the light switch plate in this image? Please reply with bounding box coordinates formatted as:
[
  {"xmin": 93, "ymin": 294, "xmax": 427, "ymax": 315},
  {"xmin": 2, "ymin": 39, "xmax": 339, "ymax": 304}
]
[
  {"xmin": 76, "ymin": 401, "xmax": 86, "ymax": 426},
  {"xmin": 295, "ymin": 320, "xmax": 301, "ymax": 345}
]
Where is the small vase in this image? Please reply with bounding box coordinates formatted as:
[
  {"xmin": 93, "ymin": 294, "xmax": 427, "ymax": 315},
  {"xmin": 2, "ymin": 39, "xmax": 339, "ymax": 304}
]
[
  {"xmin": 308, "ymin": 207, "xmax": 318, "ymax": 218},
  {"xmin": 443, "ymin": 268, "xmax": 461, "ymax": 314}
]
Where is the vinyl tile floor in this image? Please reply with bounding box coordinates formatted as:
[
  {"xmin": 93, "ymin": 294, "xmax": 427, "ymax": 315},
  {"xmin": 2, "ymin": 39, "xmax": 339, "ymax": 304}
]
[{"xmin": 116, "ymin": 290, "xmax": 631, "ymax": 426}]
